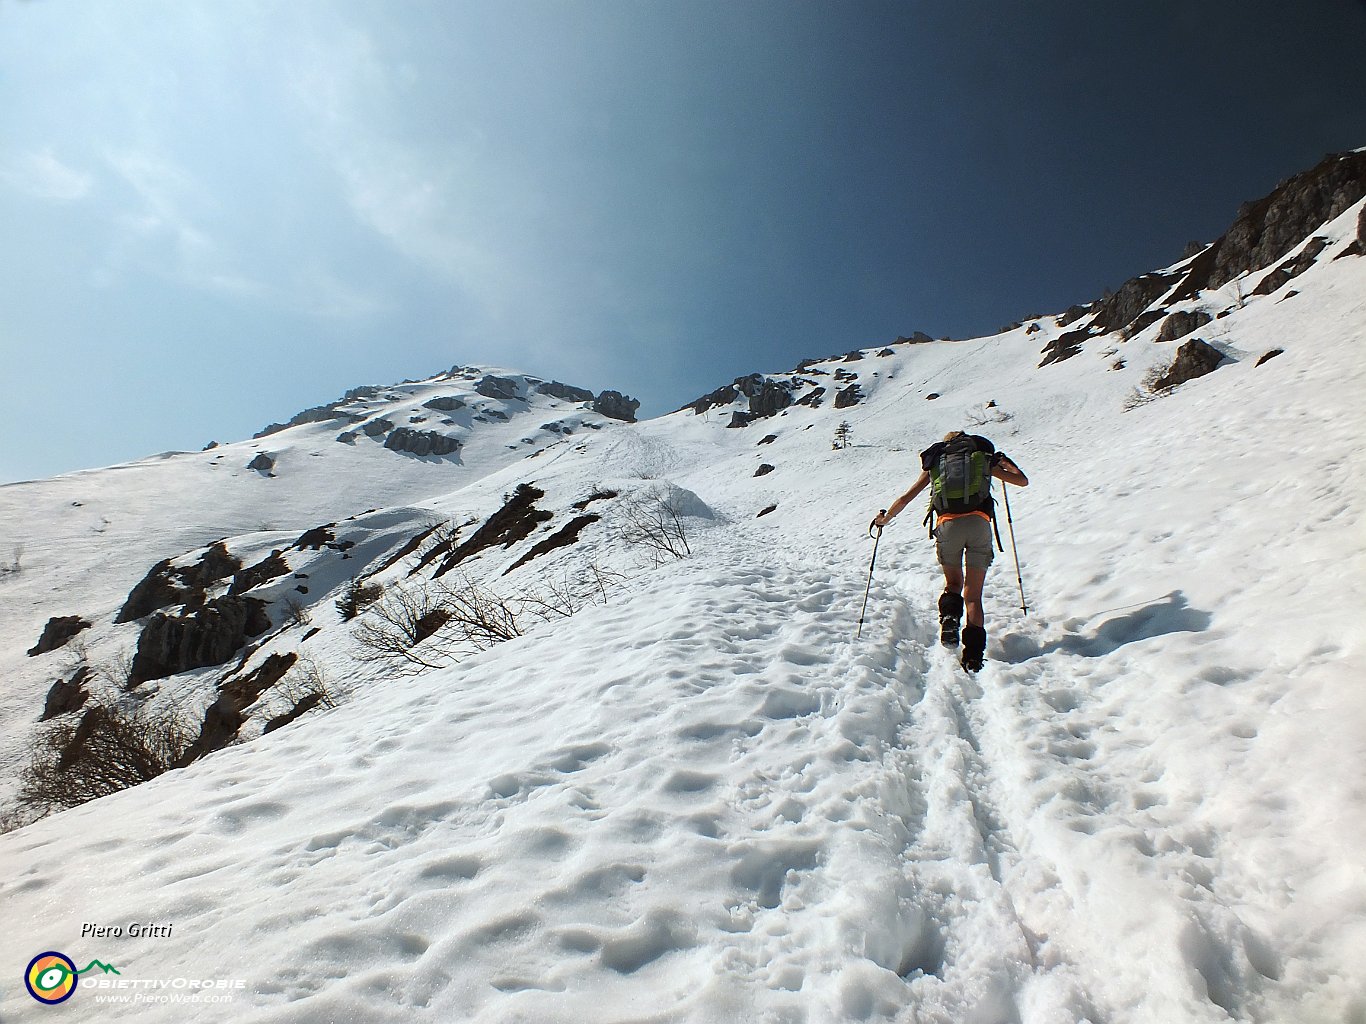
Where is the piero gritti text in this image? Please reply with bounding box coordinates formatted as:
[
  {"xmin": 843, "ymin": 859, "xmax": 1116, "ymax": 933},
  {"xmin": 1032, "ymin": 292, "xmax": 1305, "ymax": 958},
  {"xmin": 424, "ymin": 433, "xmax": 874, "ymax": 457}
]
[{"xmin": 81, "ymin": 921, "xmax": 174, "ymax": 939}]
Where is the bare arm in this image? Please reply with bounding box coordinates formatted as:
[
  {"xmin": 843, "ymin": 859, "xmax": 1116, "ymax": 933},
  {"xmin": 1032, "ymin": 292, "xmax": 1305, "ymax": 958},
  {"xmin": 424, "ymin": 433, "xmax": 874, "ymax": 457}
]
[
  {"xmin": 992, "ymin": 454, "xmax": 1028, "ymax": 487},
  {"xmin": 873, "ymin": 470, "xmax": 930, "ymax": 527}
]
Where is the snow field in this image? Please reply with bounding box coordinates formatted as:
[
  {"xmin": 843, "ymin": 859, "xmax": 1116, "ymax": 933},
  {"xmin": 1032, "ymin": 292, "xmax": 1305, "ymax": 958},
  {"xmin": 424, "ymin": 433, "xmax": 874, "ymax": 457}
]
[{"xmin": 2, "ymin": 204, "xmax": 1366, "ymax": 1021}]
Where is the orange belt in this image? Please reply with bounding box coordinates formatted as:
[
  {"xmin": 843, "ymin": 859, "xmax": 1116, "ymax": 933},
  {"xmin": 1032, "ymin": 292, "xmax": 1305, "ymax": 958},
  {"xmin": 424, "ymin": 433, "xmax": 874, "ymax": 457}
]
[{"xmin": 935, "ymin": 510, "xmax": 991, "ymax": 525}]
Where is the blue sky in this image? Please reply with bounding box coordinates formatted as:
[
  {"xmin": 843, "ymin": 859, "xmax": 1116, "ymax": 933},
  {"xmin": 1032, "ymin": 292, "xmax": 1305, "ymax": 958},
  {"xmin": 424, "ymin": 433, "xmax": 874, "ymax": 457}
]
[{"xmin": 2, "ymin": 0, "xmax": 1364, "ymax": 482}]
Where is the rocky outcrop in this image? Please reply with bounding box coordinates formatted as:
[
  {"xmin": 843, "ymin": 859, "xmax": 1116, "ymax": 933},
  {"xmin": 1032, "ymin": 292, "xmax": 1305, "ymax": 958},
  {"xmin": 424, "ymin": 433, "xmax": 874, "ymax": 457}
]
[
  {"xmin": 754, "ymin": 464, "xmax": 775, "ymax": 477},
  {"xmin": 475, "ymin": 375, "xmax": 522, "ymax": 401},
  {"xmin": 506, "ymin": 514, "xmax": 601, "ymax": 573},
  {"xmin": 254, "ymin": 391, "xmax": 372, "ymax": 438},
  {"xmin": 1252, "ymin": 236, "xmax": 1330, "ymax": 296},
  {"xmin": 220, "ymin": 652, "xmax": 299, "ymax": 709},
  {"xmin": 362, "ymin": 418, "xmax": 394, "ymax": 437},
  {"xmin": 116, "ymin": 560, "xmax": 182, "ymax": 623},
  {"xmin": 118, "ymin": 544, "xmax": 243, "ymax": 623},
  {"xmin": 738, "ymin": 375, "xmax": 795, "ymax": 419},
  {"xmin": 28, "ymin": 615, "xmax": 92, "ymax": 657},
  {"xmin": 592, "ymin": 390, "xmax": 640, "ymax": 423},
  {"xmin": 537, "ymin": 381, "xmax": 595, "ymax": 403},
  {"xmin": 686, "ymin": 383, "xmax": 739, "ymax": 415},
  {"xmin": 1151, "ymin": 338, "xmax": 1226, "ymax": 392},
  {"xmin": 834, "ymin": 384, "xmax": 863, "ymax": 409},
  {"xmin": 1169, "ymin": 149, "xmax": 1366, "ymax": 303},
  {"xmin": 247, "ymin": 453, "xmax": 276, "ymax": 473},
  {"xmin": 42, "ymin": 665, "xmax": 92, "ymax": 720},
  {"xmin": 1039, "ymin": 327, "xmax": 1094, "ymax": 367},
  {"xmin": 263, "ymin": 692, "xmax": 326, "ymax": 734},
  {"xmin": 1255, "ymin": 348, "xmax": 1285, "ymax": 367},
  {"xmin": 434, "ymin": 484, "xmax": 553, "ymax": 578},
  {"xmin": 384, "ymin": 428, "xmax": 462, "ymax": 458},
  {"xmin": 229, "ymin": 551, "xmax": 291, "ymax": 595},
  {"xmin": 1089, "ymin": 271, "xmax": 1181, "ymax": 336},
  {"xmin": 422, "ymin": 396, "xmax": 466, "ymax": 412},
  {"xmin": 1156, "ymin": 309, "xmax": 1213, "ymax": 343},
  {"xmin": 128, "ymin": 595, "xmax": 272, "ymax": 686},
  {"xmin": 895, "ymin": 332, "xmax": 934, "ymax": 345}
]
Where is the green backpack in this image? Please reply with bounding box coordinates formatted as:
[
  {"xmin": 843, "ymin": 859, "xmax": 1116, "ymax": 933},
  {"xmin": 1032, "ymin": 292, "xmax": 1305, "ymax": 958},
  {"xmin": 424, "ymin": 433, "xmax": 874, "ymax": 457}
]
[{"xmin": 928, "ymin": 435, "xmax": 993, "ymax": 516}]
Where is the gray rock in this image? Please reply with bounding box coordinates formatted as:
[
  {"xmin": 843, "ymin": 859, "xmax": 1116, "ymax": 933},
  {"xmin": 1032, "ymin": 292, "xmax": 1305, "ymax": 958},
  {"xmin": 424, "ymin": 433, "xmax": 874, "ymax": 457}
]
[
  {"xmin": 739, "ymin": 375, "xmax": 795, "ymax": 419},
  {"xmin": 1156, "ymin": 309, "xmax": 1213, "ymax": 343},
  {"xmin": 537, "ymin": 381, "xmax": 595, "ymax": 403},
  {"xmin": 362, "ymin": 418, "xmax": 394, "ymax": 437},
  {"xmin": 129, "ymin": 595, "xmax": 272, "ymax": 686},
  {"xmin": 1170, "ymin": 149, "xmax": 1366, "ymax": 302},
  {"xmin": 42, "ymin": 666, "xmax": 92, "ymax": 720},
  {"xmin": 475, "ymin": 375, "xmax": 522, "ymax": 400},
  {"xmin": 1252, "ymin": 236, "xmax": 1330, "ymax": 296},
  {"xmin": 28, "ymin": 615, "xmax": 93, "ymax": 657},
  {"xmin": 754, "ymin": 464, "xmax": 775, "ymax": 477},
  {"xmin": 422, "ymin": 396, "xmax": 466, "ymax": 412},
  {"xmin": 247, "ymin": 452, "xmax": 276, "ymax": 473},
  {"xmin": 383, "ymin": 428, "xmax": 462, "ymax": 458},
  {"xmin": 1151, "ymin": 338, "xmax": 1226, "ymax": 392},
  {"xmin": 116, "ymin": 559, "xmax": 183, "ymax": 623},
  {"xmin": 1090, "ymin": 271, "xmax": 1181, "ymax": 335},
  {"xmin": 834, "ymin": 384, "xmax": 863, "ymax": 409},
  {"xmin": 593, "ymin": 390, "xmax": 640, "ymax": 422},
  {"xmin": 685, "ymin": 383, "xmax": 739, "ymax": 415}
]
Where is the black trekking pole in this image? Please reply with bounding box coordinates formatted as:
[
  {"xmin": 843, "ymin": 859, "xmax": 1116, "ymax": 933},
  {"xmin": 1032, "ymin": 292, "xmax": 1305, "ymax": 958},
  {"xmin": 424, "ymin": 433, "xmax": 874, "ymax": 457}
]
[
  {"xmin": 1001, "ymin": 485, "xmax": 1028, "ymax": 616},
  {"xmin": 856, "ymin": 511, "xmax": 886, "ymax": 639}
]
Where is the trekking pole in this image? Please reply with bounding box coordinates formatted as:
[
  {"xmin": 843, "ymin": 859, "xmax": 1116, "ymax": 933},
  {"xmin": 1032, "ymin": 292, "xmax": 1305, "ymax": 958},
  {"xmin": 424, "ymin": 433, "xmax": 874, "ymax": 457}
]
[
  {"xmin": 856, "ymin": 511, "xmax": 886, "ymax": 639},
  {"xmin": 1001, "ymin": 485, "xmax": 1028, "ymax": 616}
]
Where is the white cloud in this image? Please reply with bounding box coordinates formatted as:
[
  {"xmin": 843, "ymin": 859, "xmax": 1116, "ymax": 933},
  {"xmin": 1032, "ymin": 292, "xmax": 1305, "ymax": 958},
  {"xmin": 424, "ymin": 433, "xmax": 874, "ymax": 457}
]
[
  {"xmin": 100, "ymin": 147, "xmax": 269, "ymax": 299},
  {"xmin": 1, "ymin": 148, "xmax": 94, "ymax": 201}
]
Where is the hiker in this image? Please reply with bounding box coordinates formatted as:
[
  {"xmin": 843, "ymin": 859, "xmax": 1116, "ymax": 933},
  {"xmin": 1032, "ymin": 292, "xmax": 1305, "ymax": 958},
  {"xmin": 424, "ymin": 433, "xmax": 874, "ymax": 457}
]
[{"xmin": 873, "ymin": 431, "xmax": 1028, "ymax": 672}]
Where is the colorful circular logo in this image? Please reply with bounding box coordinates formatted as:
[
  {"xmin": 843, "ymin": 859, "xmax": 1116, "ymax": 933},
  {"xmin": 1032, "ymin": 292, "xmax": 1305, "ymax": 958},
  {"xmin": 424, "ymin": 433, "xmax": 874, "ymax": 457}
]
[{"xmin": 25, "ymin": 952, "xmax": 78, "ymax": 1004}]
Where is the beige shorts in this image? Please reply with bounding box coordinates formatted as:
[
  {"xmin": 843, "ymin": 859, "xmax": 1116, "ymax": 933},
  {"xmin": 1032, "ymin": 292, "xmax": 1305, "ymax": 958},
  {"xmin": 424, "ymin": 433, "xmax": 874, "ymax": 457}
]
[{"xmin": 935, "ymin": 515, "xmax": 995, "ymax": 571}]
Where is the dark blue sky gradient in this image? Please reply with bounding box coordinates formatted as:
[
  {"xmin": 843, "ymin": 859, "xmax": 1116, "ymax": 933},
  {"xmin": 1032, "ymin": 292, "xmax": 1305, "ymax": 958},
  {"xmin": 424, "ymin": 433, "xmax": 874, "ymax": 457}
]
[{"xmin": 1, "ymin": 0, "xmax": 1364, "ymax": 479}]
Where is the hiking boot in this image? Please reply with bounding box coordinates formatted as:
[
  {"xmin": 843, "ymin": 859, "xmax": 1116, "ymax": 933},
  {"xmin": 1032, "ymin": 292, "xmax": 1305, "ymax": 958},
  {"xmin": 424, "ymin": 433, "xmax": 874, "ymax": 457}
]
[
  {"xmin": 960, "ymin": 625, "xmax": 986, "ymax": 673},
  {"xmin": 938, "ymin": 591, "xmax": 963, "ymax": 647}
]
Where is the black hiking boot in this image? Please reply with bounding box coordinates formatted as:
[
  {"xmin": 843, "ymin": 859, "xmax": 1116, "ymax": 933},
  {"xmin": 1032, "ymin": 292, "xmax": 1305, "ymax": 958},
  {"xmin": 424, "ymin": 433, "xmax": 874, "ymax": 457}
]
[
  {"xmin": 960, "ymin": 625, "xmax": 986, "ymax": 673},
  {"xmin": 938, "ymin": 592, "xmax": 963, "ymax": 647}
]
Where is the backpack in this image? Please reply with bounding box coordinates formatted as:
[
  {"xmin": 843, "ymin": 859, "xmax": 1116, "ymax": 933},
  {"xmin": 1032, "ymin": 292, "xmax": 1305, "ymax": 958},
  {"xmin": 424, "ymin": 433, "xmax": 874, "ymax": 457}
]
[{"xmin": 927, "ymin": 434, "xmax": 994, "ymax": 516}]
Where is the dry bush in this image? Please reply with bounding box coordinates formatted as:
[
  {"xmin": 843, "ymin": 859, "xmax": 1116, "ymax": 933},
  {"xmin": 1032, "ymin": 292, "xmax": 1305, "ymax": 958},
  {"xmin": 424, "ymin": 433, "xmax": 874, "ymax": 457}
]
[
  {"xmin": 335, "ymin": 577, "xmax": 383, "ymax": 621},
  {"xmin": 611, "ymin": 491, "xmax": 692, "ymax": 565},
  {"xmin": 282, "ymin": 595, "xmax": 312, "ymax": 627},
  {"xmin": 353, "ymin": 582, "xmax": 454, "ymax": 670},
  {"xmin": 17, "ymin": 702, "xmax": 193, "ymax": 817},
  {"xmin": 521, "ymin": 564, "xmax": 626, "ymax": 621}
]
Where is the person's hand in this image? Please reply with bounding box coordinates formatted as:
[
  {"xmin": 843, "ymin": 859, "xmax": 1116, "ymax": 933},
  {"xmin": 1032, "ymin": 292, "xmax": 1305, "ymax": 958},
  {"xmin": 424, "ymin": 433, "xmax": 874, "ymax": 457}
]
[{"xmin": 871, "ymin": 509, "xmax": 889, "ymax": 529}]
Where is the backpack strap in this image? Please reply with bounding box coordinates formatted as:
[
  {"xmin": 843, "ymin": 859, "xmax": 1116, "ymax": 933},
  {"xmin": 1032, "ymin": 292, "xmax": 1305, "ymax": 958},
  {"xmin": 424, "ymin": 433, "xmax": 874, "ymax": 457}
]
[{"xmin": 922, "ymin": 503, "xmax": 936, "ymax": 539}]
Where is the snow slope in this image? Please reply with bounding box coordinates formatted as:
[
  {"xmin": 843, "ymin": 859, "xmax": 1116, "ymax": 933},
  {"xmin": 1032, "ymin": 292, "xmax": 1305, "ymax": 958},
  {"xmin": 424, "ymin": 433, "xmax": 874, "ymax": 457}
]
[{"xmin": 1, "ymin": 201, "xmax": 1364, "ymax": 1021}]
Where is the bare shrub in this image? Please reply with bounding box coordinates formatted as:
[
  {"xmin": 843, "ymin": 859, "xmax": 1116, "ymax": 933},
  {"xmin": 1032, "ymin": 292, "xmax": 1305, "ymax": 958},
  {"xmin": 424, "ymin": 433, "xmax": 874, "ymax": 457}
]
[
  {"xmin": 335, "ymin": 577, "xmax": 383, "ymax": 621},
  {"xmin": 17, "ymin": 702, "xmax": 193, "ymax": 816},
  {"xmin": 0, "ymin": 543, "xmax": 21, "ymax": 575},
  {"xmin": 437, "ymin": 574, "xmax": 524, "ymax": 651},
  {"xmin": 612, "ymin": 491, "xmax": 693, "ymax": 565},
  {"xmin": 353, "ymin": 582, "xmax": 454, "ymax": 670},
  {"xmin": 279, "ymin": 656, "xmax": 337, "ymax": 710},
  {"xmin": 282, "ymin": 595, "xmax": 312, "ymax": 627},
  {"xmin": 263, "ymin": 656, "xmax": 339, "ymax": 733},
  {"xmin": 521, "ymin": 564, "xmax": 626, "ymax": 621}
]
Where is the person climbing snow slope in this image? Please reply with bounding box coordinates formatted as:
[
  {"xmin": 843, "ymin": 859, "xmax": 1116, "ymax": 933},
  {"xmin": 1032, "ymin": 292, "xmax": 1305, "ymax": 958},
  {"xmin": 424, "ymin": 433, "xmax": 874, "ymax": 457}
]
[{"xmin": 873, "ymin": 431, "xmax": 1028, "ymax": 671}]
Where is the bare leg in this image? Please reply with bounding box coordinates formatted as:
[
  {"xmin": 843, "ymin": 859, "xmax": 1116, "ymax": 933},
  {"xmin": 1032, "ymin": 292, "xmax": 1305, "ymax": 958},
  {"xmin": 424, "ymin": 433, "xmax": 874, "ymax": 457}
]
[{"xmin": 963, "ymin": 567, "xmax": 987, "ymax": 628}]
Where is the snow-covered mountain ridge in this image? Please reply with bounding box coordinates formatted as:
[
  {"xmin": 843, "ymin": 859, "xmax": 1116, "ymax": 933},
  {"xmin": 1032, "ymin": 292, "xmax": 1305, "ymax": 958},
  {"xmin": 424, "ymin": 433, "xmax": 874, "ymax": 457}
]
[{"xmin": 1, "ymin": 150, "xmax": 1364, "ymax": 1023}]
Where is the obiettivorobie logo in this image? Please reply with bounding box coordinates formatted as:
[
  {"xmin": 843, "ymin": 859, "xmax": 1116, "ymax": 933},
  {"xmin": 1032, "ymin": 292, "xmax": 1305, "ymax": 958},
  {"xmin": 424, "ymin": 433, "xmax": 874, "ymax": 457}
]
[{"xmin": 24, "ymin": 951, "xmax": 120, "ymax": 1005}]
